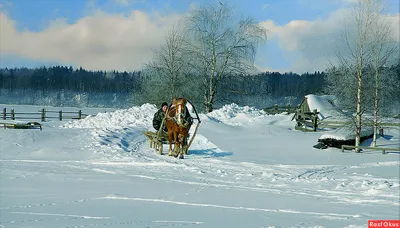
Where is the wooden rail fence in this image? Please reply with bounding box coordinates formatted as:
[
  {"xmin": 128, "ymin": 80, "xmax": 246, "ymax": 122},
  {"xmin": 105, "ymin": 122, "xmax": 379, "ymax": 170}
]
[
  {"xmin": 263, "ymin": 105, "xmax": 297, "ymax": 115},
  {"xmin": 296, "ymin": 119, "xmax": 400, "ymax": 131},
  {"xmin": 294, "ymin": 108, "xmax": 400, "ymax": 132},
  {"xmin": 2, "ymin": 108, "xmax": 87, "ymax": 121},
  {"xmin": 341, "ymin": 145, "xmax": 400, "ymax": 154}
]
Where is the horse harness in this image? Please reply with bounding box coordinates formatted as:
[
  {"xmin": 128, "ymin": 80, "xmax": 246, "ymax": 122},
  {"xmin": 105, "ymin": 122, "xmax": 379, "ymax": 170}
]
[{"xmin": 167, "ymin": 104, "xmax": 191, "ymax": 129}]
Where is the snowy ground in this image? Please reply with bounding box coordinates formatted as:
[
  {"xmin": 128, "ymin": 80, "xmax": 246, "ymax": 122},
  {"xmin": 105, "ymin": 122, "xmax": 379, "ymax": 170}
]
[{"xmin": 0, "ymin": 103, "xmax": 399, "ymax": 228}]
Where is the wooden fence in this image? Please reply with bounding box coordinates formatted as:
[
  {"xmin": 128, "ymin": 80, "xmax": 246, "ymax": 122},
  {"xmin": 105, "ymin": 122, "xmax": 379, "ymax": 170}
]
[
  {"xmin": 341, "ymin": 145, "xmax": 400, "ymax": 154},
  {"xmin": 263, "ymin": 105, "xmax": 297, "ymax": 115},
  {"xmin": 294, "ymin": 109, "xmax": 320, "ymax": 131},
  {"xmin": 294, "ymin": 109, "xmax": 400, "ymax": 132},
  {"xmin": 295, "ymin": 118, "xmax": 400, "ymax": 132},
  {"xmin": 2, "ymin": 108, "xmax": 87, "ymax": 121}
]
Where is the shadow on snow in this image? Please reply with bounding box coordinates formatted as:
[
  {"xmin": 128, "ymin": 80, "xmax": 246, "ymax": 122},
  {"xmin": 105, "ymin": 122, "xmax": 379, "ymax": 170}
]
[{"xmin": 189, "ymin": 148, "xmax": 233, "ymax": 158}]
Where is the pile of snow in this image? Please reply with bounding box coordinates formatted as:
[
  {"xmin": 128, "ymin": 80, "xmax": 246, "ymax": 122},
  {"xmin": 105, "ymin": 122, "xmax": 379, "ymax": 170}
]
[
  {"xmin": 201, "ymin": 103, "xmax": 267, "ymax": 126},
  {"xmin": 306, "ymin": 94, "xmax": 347, "ymax": 120},
  {"xmin": 63, "ymin": 103, "xmax": 268, "ymax": 130},
  {"xmin": 62, "ymin": 103, "xmax": 157, "ymax": 130}
]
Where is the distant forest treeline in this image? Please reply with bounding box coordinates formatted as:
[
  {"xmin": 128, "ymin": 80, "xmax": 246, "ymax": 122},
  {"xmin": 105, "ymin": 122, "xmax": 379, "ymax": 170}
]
[
  {"xmin": 0, "ymin": 66, "xmax": 325, "ymax": 108},
  {"xmin": 0, "ymin": 66, "xmax": 141, "ymax": 93},
  {"xmin": 0, "ymin": 63, "xmax": 398, "ymax": 109}
]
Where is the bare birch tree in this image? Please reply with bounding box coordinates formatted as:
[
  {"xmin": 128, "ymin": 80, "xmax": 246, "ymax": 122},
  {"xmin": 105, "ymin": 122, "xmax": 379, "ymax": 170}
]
[
  {"xmin": 334, "ymin": 0, "xmax": 383, "ymax": 152},
  {"xmin": 369, "ymin": 11, "xmax": 398, "ymax": 147},
  {"xmin": 327, "ymin": 0, "xmax": 398, "ymax": 151},
  {"xmin": 183, "ymin": 3, "xmax": 267, "ymax": 113},
  {"xmin": 141, "ymin": 26, "xmax": 199, "ymax": 105}
]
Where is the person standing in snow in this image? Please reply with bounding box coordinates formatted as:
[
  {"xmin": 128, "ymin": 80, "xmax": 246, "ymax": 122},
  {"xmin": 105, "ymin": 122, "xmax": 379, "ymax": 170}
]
[{"xmin": 153, "ymin": 102, "xmax": 168, "ymax": 133}]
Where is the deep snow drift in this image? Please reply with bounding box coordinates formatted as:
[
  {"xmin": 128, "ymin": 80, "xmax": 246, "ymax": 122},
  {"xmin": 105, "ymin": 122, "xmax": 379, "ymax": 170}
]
[{"xmin": 1, "ymin": 103, "xmax": 399, "ymax": 228}]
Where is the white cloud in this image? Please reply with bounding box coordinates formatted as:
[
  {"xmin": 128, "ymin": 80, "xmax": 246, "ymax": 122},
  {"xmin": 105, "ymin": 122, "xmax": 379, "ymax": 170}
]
[
  {"xmin": 0, "ymin": 10, "xmax": 181, "ymax": 71},
  {"xmin": 260, "ymin": 8, "xmax": 400, "ymax": 73}
]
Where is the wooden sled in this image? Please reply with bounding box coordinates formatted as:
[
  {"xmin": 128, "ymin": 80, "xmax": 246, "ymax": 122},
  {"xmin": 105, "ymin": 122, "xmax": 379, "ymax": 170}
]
[
  {"xmin": 143, "ymin": 130, "xmax": 166, "ymax": 154},
  {"xmin": 1, "ymin": 120, "xmax": 42, "ymax": 131}
]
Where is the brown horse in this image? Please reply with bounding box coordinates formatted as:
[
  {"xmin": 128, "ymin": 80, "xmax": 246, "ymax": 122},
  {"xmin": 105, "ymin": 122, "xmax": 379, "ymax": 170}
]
[{"xmin": 166, "ymin": 98, "xmax": 191, "ymax": 159}]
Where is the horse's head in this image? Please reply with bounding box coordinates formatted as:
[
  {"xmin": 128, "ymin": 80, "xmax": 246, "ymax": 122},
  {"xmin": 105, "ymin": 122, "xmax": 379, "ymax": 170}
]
[{"xmin": 169, "ymin": 98, "xmax": 187, "ymax": 126}]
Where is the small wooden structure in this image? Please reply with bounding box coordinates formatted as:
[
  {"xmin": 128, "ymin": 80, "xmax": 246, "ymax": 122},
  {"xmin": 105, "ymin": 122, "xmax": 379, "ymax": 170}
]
[
  {"xmin": 316, "ymin": 131, "xmax": 373, "ymax": 149},
  {"xmin": 293, "ymin": 108, "xmax": 320, "ymax": 131},
  {"xmin": 293, "ymin": 95, "xmax": 345, "ymax": 131}
]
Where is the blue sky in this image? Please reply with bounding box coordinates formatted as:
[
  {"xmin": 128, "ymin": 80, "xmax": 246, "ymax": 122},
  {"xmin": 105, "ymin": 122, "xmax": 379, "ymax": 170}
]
[
  {"xmin": 2, "ymin": 0, "xmax": 345, "ymax": 30},
  {"xmin": 0, "ymin": 0, "xmax": 399, "ymax": 73}
]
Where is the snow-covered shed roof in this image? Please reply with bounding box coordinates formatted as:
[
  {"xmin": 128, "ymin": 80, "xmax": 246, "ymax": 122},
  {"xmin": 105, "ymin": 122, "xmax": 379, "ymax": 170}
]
[{"xmin": 304, "ymin": 94, "xmax": 347, "ymax": 121}]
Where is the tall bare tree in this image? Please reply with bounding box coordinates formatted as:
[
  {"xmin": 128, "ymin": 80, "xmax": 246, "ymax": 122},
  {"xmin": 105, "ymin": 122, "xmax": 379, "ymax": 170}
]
[
  {"xmin": 184, "ymin": 3, "xmax": 267, "ymax": 112},
  {"xmin": 333, "ymin": 0, "xmax": 385, "ymax": 152},
  {"xmin": 141, "ymin": 26, "xmax": 199, "ymax": 105},
  {"xmin": 327, "ymin": 0, "xmax": 398, "ymax": 151},
  {"xmin": 369, "ymin": 10, "xmax": 398, "ymax": 147}
]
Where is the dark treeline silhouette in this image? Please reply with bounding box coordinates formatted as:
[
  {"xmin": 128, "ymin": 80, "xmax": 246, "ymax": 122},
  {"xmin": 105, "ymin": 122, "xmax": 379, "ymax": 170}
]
[
  {"xmin": 0, "ymin": 65, "xmax": 328, "ymax": 108},
  {"xmin": 218, "ymin": 71, "xmax": 326, "ymax": 107},
  {"xmin": 5, "ymin": 63, "xmax": 398, "ymax": 109},
  {"xmin": 0, "ymin": 66, "xmax": 141, "ymax": 93},
  {"xmin": 0, "ymin": 63, "xmax": 400, "ymax": 108}
]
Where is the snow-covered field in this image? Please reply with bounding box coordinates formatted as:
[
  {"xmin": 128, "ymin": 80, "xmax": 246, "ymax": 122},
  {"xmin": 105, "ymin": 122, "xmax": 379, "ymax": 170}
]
[{"xmin": 1, "ymin": 103, "xmax": 399, "ymax": 228}]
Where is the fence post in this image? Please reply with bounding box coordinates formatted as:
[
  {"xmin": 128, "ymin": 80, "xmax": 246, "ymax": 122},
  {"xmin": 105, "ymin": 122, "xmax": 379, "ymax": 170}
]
[
  {"xmin": 313, "ymin": 109, "xmax": 318, "ymax": 132},
  {"xmin": 78, "ymin": 110, "xmax": 82, "ymax": 119},
  {"xmin": 59, "ymin": 110, "xmax": 62, "ymax": 121},
  {"xmin": 379, "ymin": 128, "xmax": 384, "ymax": 136},
  {"xmin": 11, "ymin": 109, "xmax": 15, "ymax": 120},
  {"xmin": 2, "ymin": 108, "xmax": 5, "ymax": 120},
  {"xmin": 41, "ymin": 108, "xmax": 46, "ymax": 122}
]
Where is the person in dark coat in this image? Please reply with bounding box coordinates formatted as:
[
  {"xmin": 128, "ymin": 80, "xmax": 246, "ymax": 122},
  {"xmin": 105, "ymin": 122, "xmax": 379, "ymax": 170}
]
[
  {"xmin": 184, "ymin": 106, "xmax": 193, "ymax": 127},
  {"xmin": 153, "ymin": 102, "xmax": 168, "ymax": 132}
]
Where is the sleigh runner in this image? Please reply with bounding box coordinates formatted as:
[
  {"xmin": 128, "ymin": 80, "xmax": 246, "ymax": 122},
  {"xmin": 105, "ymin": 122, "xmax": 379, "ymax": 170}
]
[{"xmin": 144, "ymin": 98, "xmax": 201, "ymax": 157}]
